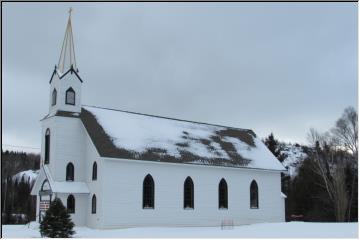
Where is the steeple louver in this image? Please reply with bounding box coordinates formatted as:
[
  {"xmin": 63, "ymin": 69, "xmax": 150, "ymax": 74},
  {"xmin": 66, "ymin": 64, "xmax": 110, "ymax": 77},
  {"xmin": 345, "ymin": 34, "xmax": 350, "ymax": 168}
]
[{"xmin": 57, "ymin": 8, "xmax": 77, "ymax": 74}]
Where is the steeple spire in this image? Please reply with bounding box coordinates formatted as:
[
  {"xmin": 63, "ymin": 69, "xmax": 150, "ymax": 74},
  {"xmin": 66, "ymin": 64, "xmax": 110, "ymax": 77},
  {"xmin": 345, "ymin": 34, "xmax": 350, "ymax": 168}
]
[{"xmin": 57, "ymin": 8, "xmax": 77, "ymax": 73}]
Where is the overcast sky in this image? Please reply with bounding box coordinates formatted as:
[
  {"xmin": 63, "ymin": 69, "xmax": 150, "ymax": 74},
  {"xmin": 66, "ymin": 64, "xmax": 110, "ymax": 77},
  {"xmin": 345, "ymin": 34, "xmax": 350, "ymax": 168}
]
[{"xmin": 2, "ymin": 3, "xmax": 358, "ymax": 153}]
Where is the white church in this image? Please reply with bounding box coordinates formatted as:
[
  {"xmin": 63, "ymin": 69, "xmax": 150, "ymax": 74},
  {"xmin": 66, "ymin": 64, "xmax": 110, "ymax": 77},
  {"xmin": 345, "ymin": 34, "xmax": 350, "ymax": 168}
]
[{"xmin": 31, "ymin": 12, "xmax": 286, "ymax": 229}]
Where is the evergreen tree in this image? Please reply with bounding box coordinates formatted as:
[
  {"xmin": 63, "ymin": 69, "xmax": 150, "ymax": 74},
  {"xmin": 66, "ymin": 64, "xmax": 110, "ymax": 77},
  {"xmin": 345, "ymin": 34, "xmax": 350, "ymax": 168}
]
[
  {"xmin": 40, "ymin": 198, "xmax": 75, "ymax": 238},
  {"xmin": 264, "ymin": 133, "xmax": 286, "ymax": 162},
  {"xmin": 264, "ymin": 133, "xmax": 278, "ymax": 156}
]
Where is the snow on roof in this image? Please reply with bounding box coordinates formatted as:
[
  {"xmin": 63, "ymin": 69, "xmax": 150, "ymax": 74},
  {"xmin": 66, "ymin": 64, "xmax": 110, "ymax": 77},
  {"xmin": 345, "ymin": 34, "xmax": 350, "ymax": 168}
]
[
  {"xmin": 43, "ymin": 165, "xmax": 89, "ymax": 194},
  {"xmin": 81, "ymin": 106, "xmax": 285, "ymax": 171},
  {"xmin": 51, "ymin": 181, "xmax": 90, "ymax": 194}
]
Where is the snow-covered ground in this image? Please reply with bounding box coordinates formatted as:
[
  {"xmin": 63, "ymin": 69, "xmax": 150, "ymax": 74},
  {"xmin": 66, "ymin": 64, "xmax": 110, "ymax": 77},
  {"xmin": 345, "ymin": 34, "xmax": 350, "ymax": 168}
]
[{"xmin": 2, "ymin": 222, "xmax": 358, "ymax": 238}]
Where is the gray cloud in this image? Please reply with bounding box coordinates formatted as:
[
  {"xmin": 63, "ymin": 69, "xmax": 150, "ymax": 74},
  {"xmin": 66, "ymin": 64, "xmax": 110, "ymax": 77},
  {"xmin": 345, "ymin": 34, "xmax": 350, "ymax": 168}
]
[{"xmin": 3, "ymin": 3, "xmax": 357, "ymax": 152}]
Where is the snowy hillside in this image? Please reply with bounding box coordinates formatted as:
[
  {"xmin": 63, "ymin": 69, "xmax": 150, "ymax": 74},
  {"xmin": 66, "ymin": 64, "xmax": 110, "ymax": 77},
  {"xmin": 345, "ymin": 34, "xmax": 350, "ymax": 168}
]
[
  {"xmin": 12, "ymin": 170, "xmax": 39, "ymax": 186},
  {"xmin": 279, "ymin": 144, "xmax": 307, "ymax": 177}
]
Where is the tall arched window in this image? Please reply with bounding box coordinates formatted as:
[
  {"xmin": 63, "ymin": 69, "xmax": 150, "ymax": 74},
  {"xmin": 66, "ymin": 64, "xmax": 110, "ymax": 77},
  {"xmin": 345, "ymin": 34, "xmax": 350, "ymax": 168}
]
[
  {"xmin": 52, "ymin": 89, "xmax": 57, "ymax": 106},
  {"xmin": 92, "ymin": 162, "xmax": 97, "ymax": 181},
  {"xmin": 250, "ymin": 180, "xmax": 259, "ymax": 209},
  {"xmin": 143, "ymin": 174, "xmax": 154, "ymax": 209},
  {"xmin": 184, "ymin": 177, "xmax": 194, "ymax": 209},
  {"xmin": 65, "ymin": 87, "xmax": 75, "ymax": 105},
  {"xmin": 66, "ymin": 163, "xmax": 74, "ymax": 181},
  {"xmin": 92, "ymin": 194, "xmax": 96, "ymax": 214},
  {"xmin": 67, "ymin": 194, "xmax": 75, "ymax": 213},
  {"xmin": 218, "ymin": 178, "xmax": 228, "ymax": 209},
  {"xmin": 44, "ymin": 129, "xmax": 50, "ymax": 164}
]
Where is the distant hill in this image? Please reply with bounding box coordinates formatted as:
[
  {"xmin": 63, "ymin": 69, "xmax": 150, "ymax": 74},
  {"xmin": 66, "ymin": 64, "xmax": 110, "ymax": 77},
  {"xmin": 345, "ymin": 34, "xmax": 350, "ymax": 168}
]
[
  {"xmin": 1, "ymin": 150, "xmax": 40, "ymax": 182},
  {"xmin": 279, "ymin": 143, "xmax": 308, "ymax": 177}
]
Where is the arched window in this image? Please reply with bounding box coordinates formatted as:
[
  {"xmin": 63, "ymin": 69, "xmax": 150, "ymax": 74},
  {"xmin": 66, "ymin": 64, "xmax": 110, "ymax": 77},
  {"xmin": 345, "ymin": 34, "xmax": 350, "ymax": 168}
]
[
  {"xmin": 41, "ymin": 180, "xmax": 51, "ymax": 191},
  {"xmin": 52, "ymin": 89, "xmax": 57, "ymax": 106},
  {"xmin": 250, "ymin": 180, "xmax": 259, "ymax": 209},
  {"xmin": 92, "ymin": 162, "xmax": 97, "ymax": 181},
  {"xmin": 66, "ymin": 163, "xmax": 74, "ymax": 181},
  {"xmin": 218, "ymin": 178, "xmax": 228, "ymax": 209},
  {"xmin": 67, "ymin": 194, "xmax": 75, "ymax": 213},
  {"xmin": 92, "ymin": 194, "xmax": 96, "ymax": 214},
  {"xmin": 184, "ymin": 177, "xmax": 194, "ymax": 209},
  {"xmin": 65, "ymin": 87, "xmax": 75, "ymax": 105},
  {"xmin": 143, "ymin": 174, "xmax": 154, "ymax": 209},
  {"xmin": 44, "ymin": 129, "xmax": 50, "ymax": 164}
]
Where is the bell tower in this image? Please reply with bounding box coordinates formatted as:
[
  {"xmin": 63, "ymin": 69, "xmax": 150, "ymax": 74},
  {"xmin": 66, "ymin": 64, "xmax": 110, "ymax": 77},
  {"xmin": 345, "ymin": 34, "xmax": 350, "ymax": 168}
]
[{"xmin": 49, "ymin": 8, "xmax": 83, "ymax": 115}]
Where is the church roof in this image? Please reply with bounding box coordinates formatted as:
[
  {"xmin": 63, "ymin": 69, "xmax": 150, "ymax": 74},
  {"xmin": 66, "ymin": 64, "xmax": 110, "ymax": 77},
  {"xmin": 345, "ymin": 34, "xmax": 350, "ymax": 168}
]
[{"xmin": 80, "ymin": 105, "xmax": 285, "ymax": 171}]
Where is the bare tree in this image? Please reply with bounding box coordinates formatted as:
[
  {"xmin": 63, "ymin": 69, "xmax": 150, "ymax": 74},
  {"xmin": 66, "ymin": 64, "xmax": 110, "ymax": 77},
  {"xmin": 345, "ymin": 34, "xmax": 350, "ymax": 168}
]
[
  {"xmin": 307, "ymin": 107, "xmax": 358, "ymax": 222},
  {"xmin": 307, "ymin": 129, "xmax": 349, "ymax": 222},
  {"xmin": 332, "ymin": 107, "xmax": 358, "ymax": 221},
  {"xmin": 331, "ymin": 106, "xmax": 358, "ymax": 156}
]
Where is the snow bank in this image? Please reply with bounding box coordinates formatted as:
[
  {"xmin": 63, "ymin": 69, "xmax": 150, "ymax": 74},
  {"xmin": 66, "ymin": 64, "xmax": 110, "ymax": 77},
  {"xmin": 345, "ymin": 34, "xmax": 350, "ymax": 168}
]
[{"xmin": 2, "ymin": 222, "xmax": 358, "ymax": 238}]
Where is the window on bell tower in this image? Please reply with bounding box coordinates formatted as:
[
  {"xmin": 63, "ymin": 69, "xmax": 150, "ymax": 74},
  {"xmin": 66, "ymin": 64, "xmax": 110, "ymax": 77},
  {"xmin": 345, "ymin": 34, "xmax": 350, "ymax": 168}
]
[
  {"xmin": 52, "ymin": 89, "xmax": 57, "ymax": 106},
  {"xmin": 65, "ymin": 87, "xmax": 75, "ymax": 105}
]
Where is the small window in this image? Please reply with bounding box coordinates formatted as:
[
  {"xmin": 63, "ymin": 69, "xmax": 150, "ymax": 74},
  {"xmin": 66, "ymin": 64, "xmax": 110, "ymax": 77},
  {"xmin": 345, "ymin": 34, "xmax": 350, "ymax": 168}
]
[
  {"xmin": 44, "ymin": 129, "xmax": 50, "ymax": 164},
  {"xmin": 92, "ymin": 162, "xmax": 97, "ymax": 181},
  {"xmin": 250, "ymin": 180, "xmax": 259, "ymax": 209},
  {"xmin": 67, "ymin": 194, "xmax": 75, "ymax": 213},
  {"xmin": 143, "ymin": 174, "xmax": 154, "ymax": 209},
  {"xmin": 65, "ymin": 87, "xmax": 75, "ymax": 105},
  {"xmin": 92, "ymin": 194, "xmax": 96, "ymax": 214},
  {"xmin": 52, "ymin": 89, "xmax": 57, "ymax": 106},
  {"xmin": 184, "ymin": 177, "xmax": 194, "ymax": 209},
  {"xmin": 66, "ymin": 163, "xmax": 74, "ymax": 181},
  {"xmin": 219, "ymin": 178, "xmax": 228, "ymax": 209}
]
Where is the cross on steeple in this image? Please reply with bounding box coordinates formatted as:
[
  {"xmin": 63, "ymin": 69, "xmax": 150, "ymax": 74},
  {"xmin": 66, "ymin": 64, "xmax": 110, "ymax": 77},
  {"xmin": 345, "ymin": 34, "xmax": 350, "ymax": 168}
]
[{"xmin": 57, "ymin": 8, "xmax": 77, "ymax": 73}]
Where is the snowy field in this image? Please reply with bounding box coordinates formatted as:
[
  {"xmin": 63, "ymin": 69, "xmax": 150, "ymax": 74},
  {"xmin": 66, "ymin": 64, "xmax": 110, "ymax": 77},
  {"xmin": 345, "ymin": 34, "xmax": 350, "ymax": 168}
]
[{"xmin": 2, "ymin": 222, "xmax": 358, "ymax": 238}]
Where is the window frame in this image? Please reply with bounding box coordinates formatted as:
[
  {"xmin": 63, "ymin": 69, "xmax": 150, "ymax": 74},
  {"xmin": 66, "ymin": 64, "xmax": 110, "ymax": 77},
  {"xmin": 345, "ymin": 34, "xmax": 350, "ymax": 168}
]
[
  {"xmin": 52, "ymin": 89, "xmax": 57, "ymax": 106},
  {"xmin": 44, "ymin": 129, "xmax": 50, "ymax": 164},
  {"xmin": 250, "ymin": 180, "xmax": 259, "ymax": 209},
  {"xmin": 92, "ymin": 162, "xmax": 97, "ymax": 181},
  {"xmin": 142, "ymin": 174, "xmax": 155, "ymax": 209},
  {"xmin": 218, "ymin": 178, "xmax": 228, "ymax": 209},
  {"xmin": 65, "ymin": 87, "xmax": 76, "ymax": 105},
  {"xmin": 183, "ymin": 176, "xmax": 194, "ymax": 209},
  {"xmin": 92, "ymin": 194, "xmax": 96, "ymax": 214},
  {"xmin": 66, "ymin": 162, "xmax": 74, "ymax": 181},
  {"xmin": 67, "ymin": 194, "xmax": 75, "ymax": 213}
]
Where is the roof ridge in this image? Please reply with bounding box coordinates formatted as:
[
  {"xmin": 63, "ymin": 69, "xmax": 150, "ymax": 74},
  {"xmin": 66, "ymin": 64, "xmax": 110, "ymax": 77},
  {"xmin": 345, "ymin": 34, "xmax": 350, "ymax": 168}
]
[{"xmin": 82, "ymin": 104, "xmax": 253, "ymax": 132}]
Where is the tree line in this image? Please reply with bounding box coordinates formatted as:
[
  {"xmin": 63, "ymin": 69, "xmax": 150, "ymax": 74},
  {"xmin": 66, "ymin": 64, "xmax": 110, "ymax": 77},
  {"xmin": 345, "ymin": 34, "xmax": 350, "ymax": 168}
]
[
  {"xmin": 1, "ymin": 150, "xmax": 40, "ymax": 224},
  {"xmin": 264, "ymin": 106, "xmax": 358, "ymax": 222}
]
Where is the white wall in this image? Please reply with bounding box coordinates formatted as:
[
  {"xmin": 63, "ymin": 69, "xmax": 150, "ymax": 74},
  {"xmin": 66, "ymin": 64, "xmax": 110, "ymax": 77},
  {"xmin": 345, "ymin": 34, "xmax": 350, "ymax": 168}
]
[
  {"xmin": 101, "ymin": 158, "xmax": 285, "ymax": 229},
  {"xmin": 57, "ymin": 193, "xmax": 88, "ymax": 226},
  {"xmin": 82, "ymin": 124, "xmax": 104, "ymax": 229},
  {"xmin": 41, "ymin": 116, "xmax": 86, "ymax": 182}
]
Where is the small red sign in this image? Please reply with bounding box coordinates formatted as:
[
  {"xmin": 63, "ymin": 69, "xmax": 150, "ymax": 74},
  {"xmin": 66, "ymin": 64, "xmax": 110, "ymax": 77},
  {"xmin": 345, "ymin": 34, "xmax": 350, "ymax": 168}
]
[{"xmin": 40, "ymin": 201, "xmax": 50, "ymax": 210}]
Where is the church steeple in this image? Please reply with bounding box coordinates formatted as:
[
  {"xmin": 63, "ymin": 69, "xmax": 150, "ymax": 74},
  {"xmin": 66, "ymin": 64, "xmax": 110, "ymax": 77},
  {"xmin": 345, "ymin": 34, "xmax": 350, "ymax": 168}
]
[
  {"xmin": 57, "ymin": 8, "xmax": 78, "ymax": 74},
  {"xmin": 48, "ymin": 9, "xmax": 82, "ymax": 115}
]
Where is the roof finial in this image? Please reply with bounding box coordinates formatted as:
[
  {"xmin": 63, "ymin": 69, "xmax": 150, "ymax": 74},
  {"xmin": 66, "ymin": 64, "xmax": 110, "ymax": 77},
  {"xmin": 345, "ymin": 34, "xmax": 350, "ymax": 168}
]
[
  {"xmin": 57, "ymin": 8, "xmax": 77, "ymax": 73},
  {"xmin": 69, "ymin": 7, "xmax": 73, "ymax": 17}
]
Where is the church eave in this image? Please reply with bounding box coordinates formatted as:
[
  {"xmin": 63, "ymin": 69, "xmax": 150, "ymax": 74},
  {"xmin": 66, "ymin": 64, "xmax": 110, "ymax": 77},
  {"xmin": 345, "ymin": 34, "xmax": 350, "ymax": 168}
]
[{"xmin": 49, "ymin": 65, "xmax": 83, "ymax": 84}]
